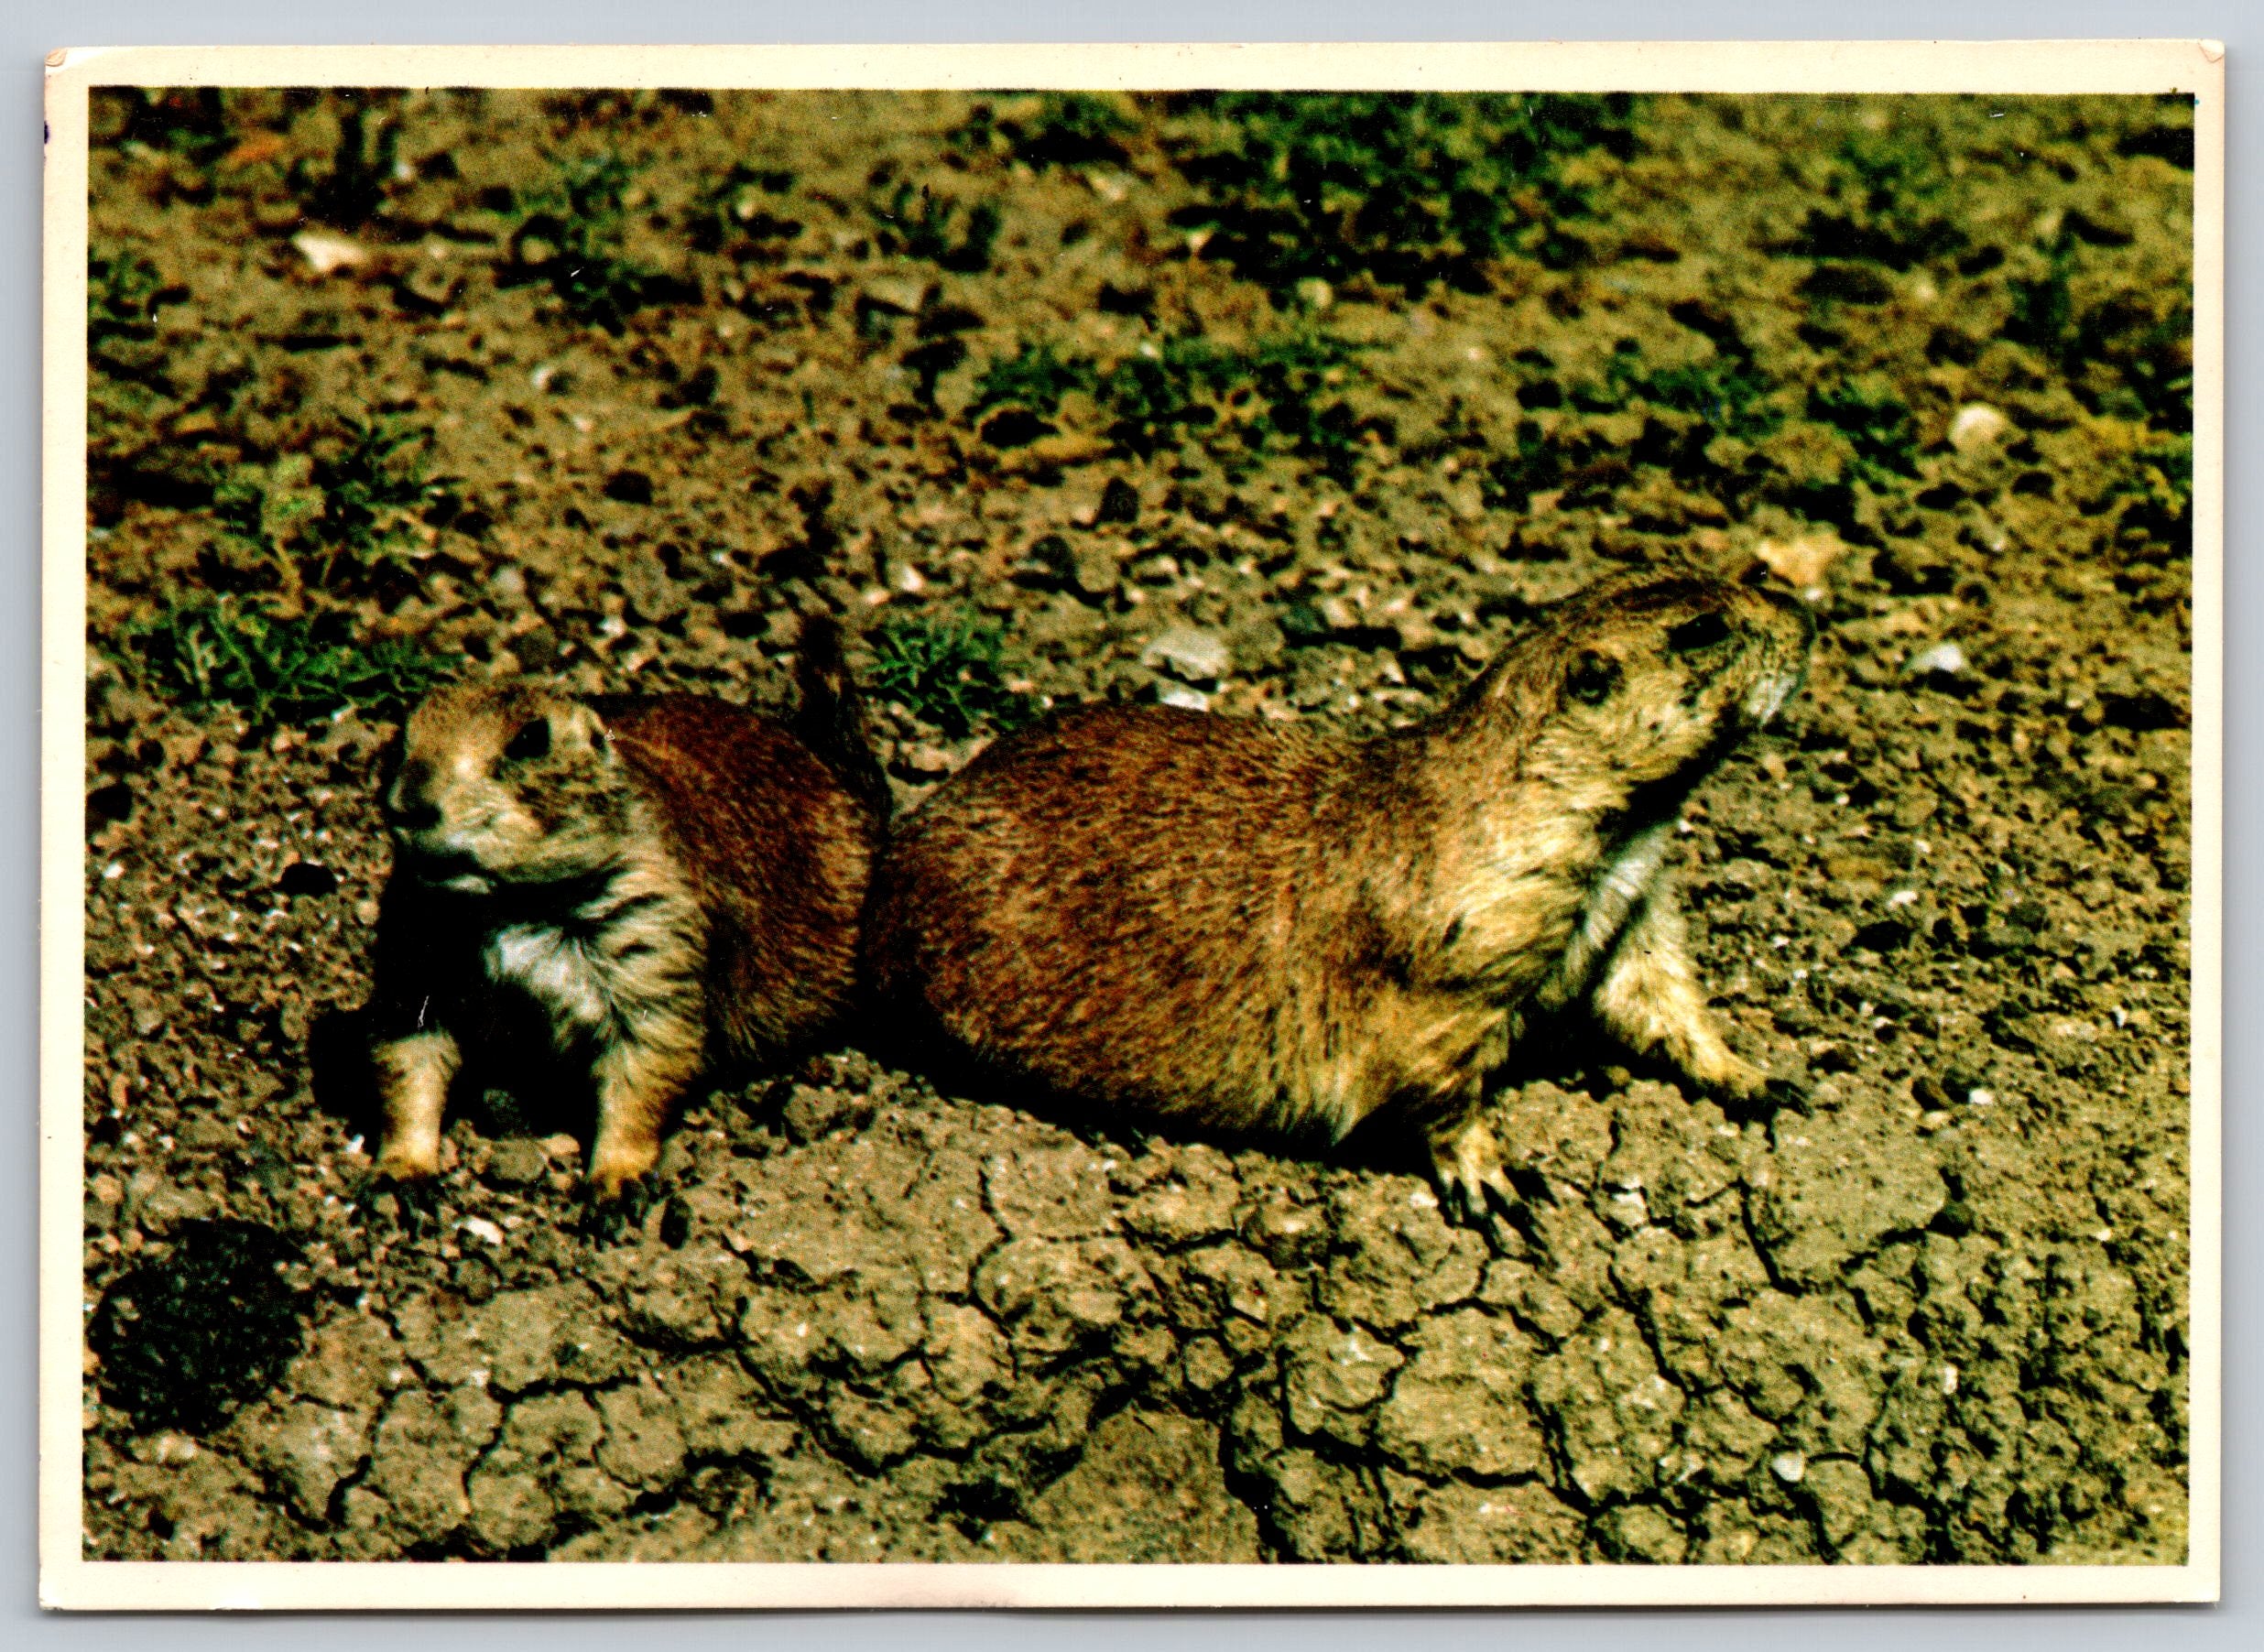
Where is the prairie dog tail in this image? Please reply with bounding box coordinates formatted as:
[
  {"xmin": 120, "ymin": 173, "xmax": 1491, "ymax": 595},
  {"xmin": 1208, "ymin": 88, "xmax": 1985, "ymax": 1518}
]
[{"xmin": 790, "ymin": 612, "xmax": 891, "ymax": 828}]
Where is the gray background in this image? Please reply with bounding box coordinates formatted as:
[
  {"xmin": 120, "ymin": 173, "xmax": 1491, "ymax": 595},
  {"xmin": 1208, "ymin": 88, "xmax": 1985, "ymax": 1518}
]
[{"xmin": 5, "ymin": 0, "xmax": 2250, "ymax": 1641}]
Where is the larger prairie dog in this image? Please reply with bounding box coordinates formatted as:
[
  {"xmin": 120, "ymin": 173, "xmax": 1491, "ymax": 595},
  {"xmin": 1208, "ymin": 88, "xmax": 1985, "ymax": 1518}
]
[
  {"xmin": 867, "ymin": 571, "xmax": 1811, "ymax": 1239},
  {"xmin": 365, "ymin": 615, "xmax": 886, "ymax": 1199}
]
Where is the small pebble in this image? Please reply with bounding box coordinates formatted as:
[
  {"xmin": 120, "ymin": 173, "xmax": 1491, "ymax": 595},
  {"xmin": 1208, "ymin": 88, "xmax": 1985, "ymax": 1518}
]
[
  {"xmin": 1947, "ymin": 403, "xmax": 2010, "ymax": 454},
  {"xmin": 1752, "ymin": 530, "xmax": 1844, "ymax": 591},
  {"xmin": 291, "ymin": 231, "xmax": 366, "ymax": 276},
  {"xmin": 1904, "ymin": 642, "xmax": 1967, "ymax": 678},
  {"xmin": 1142, "ymin": 626, "xmax": 1233, "ymax": 685},
  {"xmin": 485, "ymin": 1139, "xmax": 547, "ymax": 1187}
]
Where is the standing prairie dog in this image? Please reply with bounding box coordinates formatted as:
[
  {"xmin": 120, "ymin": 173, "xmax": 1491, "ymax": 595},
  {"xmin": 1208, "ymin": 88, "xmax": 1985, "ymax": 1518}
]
[
  {"xmin": 365, "ymin": 614, "xmax": 885, "ymax": 1200},
  {"xmin": 867, "ymin": 571, "xmax": 1811, "ymax": 1240}
]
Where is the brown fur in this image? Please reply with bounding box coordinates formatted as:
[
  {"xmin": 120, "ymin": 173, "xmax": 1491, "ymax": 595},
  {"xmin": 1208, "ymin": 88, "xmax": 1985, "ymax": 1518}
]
[
  {"xmin": 866, "ymin": 571, "xmax": 1812, "ymax": 1240},
  {"xmin": 365, "ymin": 618, "xmax": 880, "ymax": 1198}
]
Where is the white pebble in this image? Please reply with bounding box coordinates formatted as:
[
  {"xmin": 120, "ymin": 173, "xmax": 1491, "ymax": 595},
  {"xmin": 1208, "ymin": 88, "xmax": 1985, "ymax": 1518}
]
[
  {"xmin": 1904, "ymin": 642, "xmax": 1967, "ymax": 677},
  {"xmin": 292, "ymin": 230, "xmax": 366, "ymax": 276},
  {"xmin": 1141, "ymin": 625, "xmax": 1233, "ymax": 685},
  {"xmin": 1947, "ymin": 403, "xmax": 2009, "ymax": 454},
  {"xmin": 1770, "ymin": 1451, "xmax": 1807, "ymax": 1484}
]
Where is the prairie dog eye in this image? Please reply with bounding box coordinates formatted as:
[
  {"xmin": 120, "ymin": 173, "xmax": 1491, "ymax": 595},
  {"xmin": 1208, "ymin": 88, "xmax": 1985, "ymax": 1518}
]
[
  {"xmin": 1565, "ymin": 650, "xmax": 1622, "ymax": 706},
  {"xmin": 1667, "ymin": 612, "xmax": 1730, "ymax": 653},
  {"xmin": 504, "ymin": 718, "xmax": 551, "ymax": 762}
]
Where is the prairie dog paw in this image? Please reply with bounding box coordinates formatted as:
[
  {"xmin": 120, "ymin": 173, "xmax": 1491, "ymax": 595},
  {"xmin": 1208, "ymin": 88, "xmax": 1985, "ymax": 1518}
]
[
  {"xmin": 1425, "ymin": 1114, "xmax": 1540, "ymax": 1258},
  {"xmin": 586, "ymin": 1137, "xmax": 661, "ymax": 1203},
  {"xmin": 374, "ymin": 1176, "xmax": 444, "ymax": 1235},
  {"xmin": 578, "ymin": 1175, "xmax": 658, "ymax": 1245},
  {"xmin": 373, "ymin": 1140, "xmax": 441, "ymax": 1183},
  {"xmin": 1677, "ymin": 1038, "xmax": 1769, "ymax": 1102}
]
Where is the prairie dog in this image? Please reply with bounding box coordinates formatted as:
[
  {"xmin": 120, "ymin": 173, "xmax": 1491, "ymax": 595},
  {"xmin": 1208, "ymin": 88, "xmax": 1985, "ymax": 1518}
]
[
  {"xmin": 365, "ymin": 616, "xmax": 884, "ymax": 1199},
  {"xmin": 867, "ymin": 571, "xmax": 1811, "ymax": 1238}
]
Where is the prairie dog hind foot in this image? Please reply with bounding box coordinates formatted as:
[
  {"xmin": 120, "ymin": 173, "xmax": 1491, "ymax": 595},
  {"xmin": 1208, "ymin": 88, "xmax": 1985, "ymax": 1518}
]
[{"xmin": 1425, "ymin": 1111, "xmax": 1538, "ymax": 1257}]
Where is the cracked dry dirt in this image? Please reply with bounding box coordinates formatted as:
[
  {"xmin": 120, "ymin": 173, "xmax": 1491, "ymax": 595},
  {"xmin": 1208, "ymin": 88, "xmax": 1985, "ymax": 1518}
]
[{"xmin": 81, "ymin": 89, "xmax": 2193, "ymax": 1565}]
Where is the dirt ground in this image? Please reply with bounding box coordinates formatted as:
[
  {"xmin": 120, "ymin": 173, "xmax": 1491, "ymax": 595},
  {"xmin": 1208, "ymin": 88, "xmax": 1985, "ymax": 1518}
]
[{"xmin": 79, "ymin": 88, "xmax": 2194, "ymax": 1565}]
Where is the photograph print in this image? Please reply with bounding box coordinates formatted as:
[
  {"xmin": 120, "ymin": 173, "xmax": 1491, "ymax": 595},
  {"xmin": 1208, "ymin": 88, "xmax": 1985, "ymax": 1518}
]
[{"xmin": 49, "ymin": 44, "xmax": 2216, "ymax": 1603}]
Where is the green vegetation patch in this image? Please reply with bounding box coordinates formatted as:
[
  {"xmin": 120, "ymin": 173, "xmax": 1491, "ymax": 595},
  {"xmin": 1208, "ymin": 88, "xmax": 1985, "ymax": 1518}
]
[
  {"xmin": 868, "ymin": 179, "xmax": 1003, "ymax": 274},
  {"xmin": 2009, "ymin": 239, "xmax": 2193, "ymax": 429},
  {"xmin": 688, "ymin": 162, "xmax": 800, "ymax": 255},
  {"xmin": 88, "ymin": 247, "xmax": 169, "ymax": 352},
  {"xmin": 209, "ymin": 417, "xmax": 451, "ymax": 603},
  {"xmin": 119, "ymin": 597, "xmax": 447, "ymax": 726},
  {"xmin": 1809, "ymin": 375, "xmax": 1921, "ymax": 487},
  {"xmin": 1165, "ymin": 92, "xmax": 1642, "ymax": 296},
  {"xmin": 293, "ymin": 96, "xmax": 403, "ymax": 229},
  {"xmin": 2097, "ymin": 428, "xmax": 2193, "ymax": 548},
  {"xmin": 1573, "ymin": 337, "xmax": 1787, "ymax": 441},
  {"xmin": 504, "ymin": 153, "xmax": 679, "ymax": 331},
  {"xmin": 93, "ymin": 86, "xmax": 234, "ymax": 164},
  {"xmin": 971, "ymin": 330, "xmax": 1368, "ymax": 476},
  {"xmin": 951, "ymin": 92, "xmax": 1137, "ymax": 171},
  {"xmin": 1789, "ymin": 125, "xmax": 1969, "ymax": 269},
  {"xmin": 867, "ymin": 612, "xmax": 1035, "ymax": 738}
]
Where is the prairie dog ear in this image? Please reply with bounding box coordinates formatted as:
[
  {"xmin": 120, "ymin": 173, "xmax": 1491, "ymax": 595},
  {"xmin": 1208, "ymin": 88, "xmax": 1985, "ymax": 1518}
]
[{"xmin": 561, "ymin": 701, "xmax": 612, "ymax": 756}]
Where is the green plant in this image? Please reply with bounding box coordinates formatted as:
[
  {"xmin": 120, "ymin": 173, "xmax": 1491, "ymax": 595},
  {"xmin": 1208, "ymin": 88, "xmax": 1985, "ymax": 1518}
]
[
  {"xmin": 1810, "ymin": 376, "xmax": 1921, "ymax": 486},
  {"xmin": 293, "ymin": 98, "xmax": 401, "ymax": 228},
  {"xmin": 211, "ymin": 456, "xmax": 316, "ymax": 588},
  {"xmin": 209, "ymin": 418, "xmax": 447, "ymax": 601},
  {"xmin": 1789, "ymin": 125, "xmax": 1967, "ymax": 268},
  {"xmin": 869, "ymin": 180, "xmax": 1001, "ymax": 273},
  {"xmin": 88, "ymin": 248, "xmax": 168, "ymax": 351},
  {"xmin": 1166, "ymin": 92, "xmax": 1641, "ymax": 296},
  {"xmin": 120, "ymin": 598, "xmax": 446, "ymax": 726},
  {"xmin": 318, "ymin": 418, "xmax": 446, "ymax": 565},
  {"xmin": 971, "ymin": 342, "xmax": 1096, "ymax": 418},
  {"xmin": 688, "ymin": 161, "xmax": 799, "ymax": 254},
  {"xmin": 1482, "ymin": 418, "xmax": 1573, "ymax": 509},
  {"xmin": 2104, "ymin": 305, "xmax": 2194, "ymax": 429},
  {"xmin": 507, "ymin": 153, "xmax": 670, "ymax": 331},
  {"xmin": 87, "ymin": 247, "xmax": 189, "ymax": 502},
  {"xmin": 952, "ymin": 92, "xmax": 1136, "ymax": 170},
  {"xmin": 2008, "ymin": 237, "xmax": 2191, "ymax": 430},
  {"xmin": 1090, "ymin": 337, "xmax": 1237, "ymax": 455},
  {"xmin": 969, "ymin": 330, "xmax": 1367, "ymax": 474},
  {"xmin": 1574, "ymin": 339, "xmax": 1785, "ymax": 441},
  {"xmin": 2007, "ymin": 244, "xmax": 2077, "ymax": 358},
  {"xmin": 97, "ymin": 87, "xmax": 233, "ymax": 164},
  {"xmin": 1637, "ymin": 355, "xmax": 1785, "ymax": 440},
  {"xmin": 868, "ymin": 612, "xmax": 1033, "ymax": 737},
  {"xmin": 2102, "ymin": 431, "xmax": 2193, "ymax": 532}
]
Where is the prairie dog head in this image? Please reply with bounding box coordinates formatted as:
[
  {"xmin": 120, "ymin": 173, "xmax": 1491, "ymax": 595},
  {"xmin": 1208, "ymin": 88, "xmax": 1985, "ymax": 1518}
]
[
  {"xmin": 383, "ymin": 684, "xmax": 632, "ymax": 894},
  {"xmin": 1464, "ymin": 571, "xmax": 1812, "ymax": 824}
]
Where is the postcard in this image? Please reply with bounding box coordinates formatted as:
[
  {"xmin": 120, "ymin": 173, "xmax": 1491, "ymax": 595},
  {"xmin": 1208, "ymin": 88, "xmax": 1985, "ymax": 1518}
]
[{"xmin": 41, "ymin": 39, "xmax": 2222, "ymax": 1609}]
